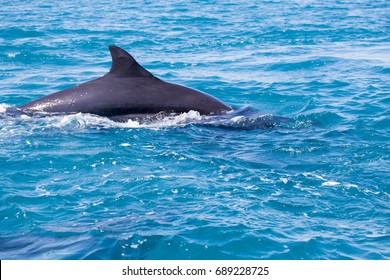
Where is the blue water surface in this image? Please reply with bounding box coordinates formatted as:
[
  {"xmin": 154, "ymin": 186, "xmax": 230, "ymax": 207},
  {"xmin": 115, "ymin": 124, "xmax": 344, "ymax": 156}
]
[{"xmin": 0, "ymin": 0, "xmax": 389, "ymax": 259}]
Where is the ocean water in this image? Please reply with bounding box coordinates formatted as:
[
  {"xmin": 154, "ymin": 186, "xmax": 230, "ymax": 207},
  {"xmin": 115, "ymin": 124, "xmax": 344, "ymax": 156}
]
[{"xmin": 0, "ymin": 0, "xmax": 389, "ymax": 260}]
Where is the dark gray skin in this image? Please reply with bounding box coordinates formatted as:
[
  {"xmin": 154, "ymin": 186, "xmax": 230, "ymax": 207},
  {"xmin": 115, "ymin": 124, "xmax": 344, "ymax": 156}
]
[{"xmin": 19, "ymin": 46, "xmax": 232, "ymax": 119}]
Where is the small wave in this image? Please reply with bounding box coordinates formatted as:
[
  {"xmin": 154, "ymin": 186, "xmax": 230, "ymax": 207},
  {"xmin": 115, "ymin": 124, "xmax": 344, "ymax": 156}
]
[
  {"xmin": 266, "ymin": 56, "xmax": 338, "ymax": 72},
  {"xmin": 107, "ymin": 110, "xmax": 203, "ymax": 129},
  {"xmin": 0, "ymin": 107, "xmax": 206, "ymax": 132},
  {"xmin": 204, "ymin": 114, "xmax": 291, "ymax": 130},
  {"xmin": 1, "ymin": 105, "xmax": 319, "ymax": 132},
  {"xmin": 201, "ymin": 107, "xmax": 293, "ymax": 130},
  {"xmin": 294, "ymin": 111, "xmax": 344, "ymax": 128}
]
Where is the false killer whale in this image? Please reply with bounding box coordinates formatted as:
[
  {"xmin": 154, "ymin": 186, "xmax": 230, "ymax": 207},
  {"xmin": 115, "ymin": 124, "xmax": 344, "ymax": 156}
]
[{"xmin": 19, "ymin": 46, "xmax": 232, "ymax": 120}]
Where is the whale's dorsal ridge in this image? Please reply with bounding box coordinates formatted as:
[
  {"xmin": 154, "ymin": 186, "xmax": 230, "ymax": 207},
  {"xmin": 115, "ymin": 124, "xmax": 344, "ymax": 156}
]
[
  {"xmin": 19, "ymin": 46, "xmax": 232, "ymax": 116},
  {"xmin": 108, "ymin": 45, "xmax": 153, "ymax": 78}
]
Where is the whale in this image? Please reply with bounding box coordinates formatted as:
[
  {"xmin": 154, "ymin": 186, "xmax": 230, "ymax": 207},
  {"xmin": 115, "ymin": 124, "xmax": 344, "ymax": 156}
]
[{"xmin": 19, "ymin": 46, "xmax": 232, "ymax": 120}]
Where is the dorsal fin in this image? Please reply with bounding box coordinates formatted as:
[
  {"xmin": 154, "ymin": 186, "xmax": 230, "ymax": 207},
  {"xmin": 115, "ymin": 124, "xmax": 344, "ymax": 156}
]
[{"xmin": 108, "ymin": 46, "xmax": 153, "ymax": 78}]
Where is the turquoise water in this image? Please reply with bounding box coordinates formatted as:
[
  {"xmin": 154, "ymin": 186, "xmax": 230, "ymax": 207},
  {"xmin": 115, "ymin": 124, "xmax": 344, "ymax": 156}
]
[{"xmin": 0, "ymin": 0, "xmax": 389, "ymax": 259}]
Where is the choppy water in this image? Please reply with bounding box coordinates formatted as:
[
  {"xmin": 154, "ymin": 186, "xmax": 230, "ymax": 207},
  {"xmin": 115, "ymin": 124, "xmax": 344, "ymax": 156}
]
[{"xmin": 0, "ymin": 0, "xmax": 389, "ymax": 259}]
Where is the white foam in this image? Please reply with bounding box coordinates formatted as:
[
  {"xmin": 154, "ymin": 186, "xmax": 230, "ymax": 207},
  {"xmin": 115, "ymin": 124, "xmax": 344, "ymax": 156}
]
[
  {"xmin": 6, "ymin": 52, "xmax": 20, "ymax": 58},
  {"xmin": 0, "ymin": 110, "xmax": 207, "ymax": 141},
  {"xmin": 345, "ymin": 183, "xmax": 359, "ymax": 189},
  {"xmin": 280, "ymin": 178, "xmax": 289, "ymax": 184},
  {"xmin": 231, "ymin": 116, "xmax": 245, "ymax": 122},
  {"xmin": 120, "ymin": 143, "xmax": 131, "ymax": 147},
  {"xmin": 143, "ymin": 110, "xmax": 203, "ymax": 129},
  {"xmin": 303, "ymin": 172, "xmax": 326, "ymax": 181},
  {"xmin": 49, "ymin": 110, "xmax": 203, "ymax": 130},
  {"xmin": 0, "ymin": 103, "xmax": 10, "ymax": 113},
  {"xmin": 52, "ymin": 113, "xmax": 130, "ymax": 129},
  {"xmin": 322, "ymin": 181, "xmax": 341, "ymax": 187}
]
